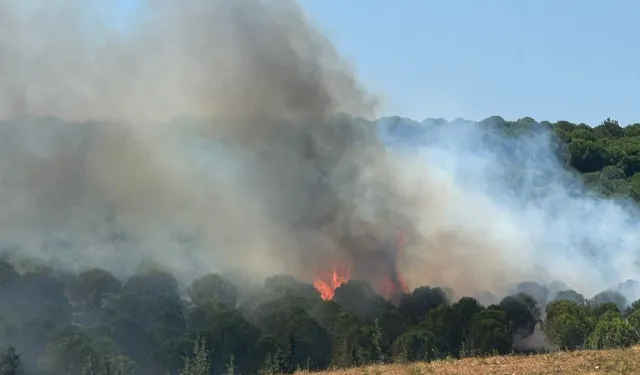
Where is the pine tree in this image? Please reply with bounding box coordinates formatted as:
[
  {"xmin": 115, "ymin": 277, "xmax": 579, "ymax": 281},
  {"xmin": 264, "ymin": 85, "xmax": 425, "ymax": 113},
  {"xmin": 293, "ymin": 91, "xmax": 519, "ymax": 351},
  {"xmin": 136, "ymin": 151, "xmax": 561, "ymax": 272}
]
[
  {"xmin": 180, "ymin": 357, "xmax": 192, "ymax": 375},
  {"xmin": 0, "ymin": 346, "xmax": 20, "ymax": 375},
  {"xmin": 181, "ymin": 335, "xmax": 210, "ymax": 375},
  {"xmin": 103, "ymin": 355, "xmax": 112, "ymax": 375},
  {"xmin": 192, "ymin": 336, "xmax": 210, "ymax": 375},
  {"xmin": 372, "ymin": 319, "xmax": 383, "ymax": 363},
  {"xmin": 259, "ymin": 352, "xmax": 274, "ymax": 375},
  {"xmin": 82, "ymin": 355, "xmax": 99, "ymax": 375},
  {"xmin": 226, "ymin": 354, "xmax": 235, "ymax": 375},
  {"xmin": 260, "ymin": 348, "xmax": 287, "ymax": 375},
  {"xmin": 285, "ymin": 335, "xmax": 295, "ymax": 373}
]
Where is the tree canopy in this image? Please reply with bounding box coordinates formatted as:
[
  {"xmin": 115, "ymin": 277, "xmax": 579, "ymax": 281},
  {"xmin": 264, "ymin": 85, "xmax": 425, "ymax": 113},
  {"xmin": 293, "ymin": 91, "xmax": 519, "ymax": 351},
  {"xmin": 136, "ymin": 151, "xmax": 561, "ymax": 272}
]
[
  {"xmin": 0, "ymin": 262, "xmax": 637, "ymax": 374},
  {"xmin": 2, "ymin": 115, "xmax": 640, "ymax": 374}
]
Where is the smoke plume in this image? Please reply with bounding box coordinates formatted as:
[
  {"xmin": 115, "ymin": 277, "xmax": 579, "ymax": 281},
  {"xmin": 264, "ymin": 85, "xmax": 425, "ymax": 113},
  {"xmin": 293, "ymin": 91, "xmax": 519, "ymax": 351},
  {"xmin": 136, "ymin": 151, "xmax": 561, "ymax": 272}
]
[
  {"xmin": 0, "ymin": 0, "xmax": 638, "ymax": 305},
  {"xmin": 381, "ymin": 117, "xmax": 640, "ymax": 302},
  {"xmin": 0, "ymin": 0, "xmax": 393, "ymax": 285}
]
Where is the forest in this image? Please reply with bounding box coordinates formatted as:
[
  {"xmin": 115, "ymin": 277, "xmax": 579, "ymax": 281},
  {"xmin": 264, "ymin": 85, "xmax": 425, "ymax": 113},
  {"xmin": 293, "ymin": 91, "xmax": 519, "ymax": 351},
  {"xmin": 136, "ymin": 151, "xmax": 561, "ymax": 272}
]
[
  {"xmin": 488, "ymin": 115, "xmax": 640, "ymax": 199},
  {"xmin": 1, "ymin": 115, "xmax": 640, "ymax": 375}
]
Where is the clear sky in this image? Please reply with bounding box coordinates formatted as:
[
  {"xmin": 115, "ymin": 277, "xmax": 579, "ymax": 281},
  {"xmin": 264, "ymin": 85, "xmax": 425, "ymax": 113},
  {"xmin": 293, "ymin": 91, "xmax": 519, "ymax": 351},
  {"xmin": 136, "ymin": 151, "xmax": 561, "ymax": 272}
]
[
  {"xmin": 105, "ymin": 0, "xmax": 638, "ymax": 125},
  {"xmin": 298, "ymin": 0, "xmax": 639, "ymax": 125}
]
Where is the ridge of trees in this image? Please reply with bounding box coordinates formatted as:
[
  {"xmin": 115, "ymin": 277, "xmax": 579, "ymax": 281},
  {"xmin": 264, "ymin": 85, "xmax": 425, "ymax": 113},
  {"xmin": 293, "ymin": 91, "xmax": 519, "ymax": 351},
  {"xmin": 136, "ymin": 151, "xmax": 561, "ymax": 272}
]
[
  {"xmin": 1, "ymin": 259, "xmax": 640, "ymax": 375},
  {"xmin": 1, "ymin": 116, "xmax": 640, "ymax": 374},
  {"xmin": 386, "ymin": 116, "xmax": 640, "ymax": 200},
  {"xmin": 485, "ymin": 116, "xmax": 640, "ymax": 200}
]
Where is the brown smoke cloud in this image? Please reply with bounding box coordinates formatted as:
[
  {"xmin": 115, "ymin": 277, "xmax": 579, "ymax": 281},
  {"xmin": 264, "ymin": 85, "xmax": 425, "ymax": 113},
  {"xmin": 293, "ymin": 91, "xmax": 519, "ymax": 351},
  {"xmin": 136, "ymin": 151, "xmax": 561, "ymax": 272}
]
[
  {"xmin": 0, "ymin": 0, "xmax": 532, "ymax": 297},
  {"xmin": 0, "ymin": 0, "xmax": 381, "ymax": 278},
  {"xmin": 0, "ymin": 0, "xmax": 376, "ymax": 123}
]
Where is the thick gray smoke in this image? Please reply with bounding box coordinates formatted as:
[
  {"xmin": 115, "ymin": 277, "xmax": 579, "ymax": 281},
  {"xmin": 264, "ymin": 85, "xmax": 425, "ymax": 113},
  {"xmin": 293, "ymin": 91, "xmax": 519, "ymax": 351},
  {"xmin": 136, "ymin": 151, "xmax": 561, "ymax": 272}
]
[
  {"xmin": 381, "ymin": 117, "xmax": 640, "ymax": 303},
  {"xmin": 0, "ymin": 0, "xmax": 638, "ymax": 305},
  {"xmin": 0, "ymin": 0, "xmax": 397, "ymax": 286}
]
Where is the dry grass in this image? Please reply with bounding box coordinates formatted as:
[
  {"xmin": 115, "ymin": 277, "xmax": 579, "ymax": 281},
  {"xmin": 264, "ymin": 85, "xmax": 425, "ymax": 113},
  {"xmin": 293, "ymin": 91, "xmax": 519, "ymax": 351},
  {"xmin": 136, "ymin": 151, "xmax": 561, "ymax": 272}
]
[{"xmin": 298, "ymin": 347, "xmax": 640, "ymax": 375}]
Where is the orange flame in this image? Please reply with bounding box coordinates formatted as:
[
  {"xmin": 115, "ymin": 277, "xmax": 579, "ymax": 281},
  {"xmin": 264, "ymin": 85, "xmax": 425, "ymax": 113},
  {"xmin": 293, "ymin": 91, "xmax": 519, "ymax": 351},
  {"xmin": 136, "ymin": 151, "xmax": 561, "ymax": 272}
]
[
  {"xmin": 314, "ymin": 267, "xmax": 350, "ymax": 300},
  {"xmin": 313, "ymin": 230, "xmax": 409, "ymax": 301}
]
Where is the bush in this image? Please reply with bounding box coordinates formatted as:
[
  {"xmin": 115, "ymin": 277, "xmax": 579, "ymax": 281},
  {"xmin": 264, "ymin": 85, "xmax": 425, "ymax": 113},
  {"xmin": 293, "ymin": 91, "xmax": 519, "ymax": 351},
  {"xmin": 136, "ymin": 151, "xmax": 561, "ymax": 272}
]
[
  {"xmin": 586, "ymin": 315, "xmax": 639, "ymax": 350},
  {"xmin": 466, "ymin": 308, "xmax": 512, "ymax": 355},
  {"xmin": 627, "ymin": 309, "xmax": 640, "ymax": 332},
  {"xmin": 543, "ymin": 300, "xmax": 592, "ymax": 350},
  {"xmin": 392, "ymin": 328, "xmax": 437, "ymax": 362},
  {"xmin": 544, "ymin": 313, "xmax": 589, "ymax": 350}
]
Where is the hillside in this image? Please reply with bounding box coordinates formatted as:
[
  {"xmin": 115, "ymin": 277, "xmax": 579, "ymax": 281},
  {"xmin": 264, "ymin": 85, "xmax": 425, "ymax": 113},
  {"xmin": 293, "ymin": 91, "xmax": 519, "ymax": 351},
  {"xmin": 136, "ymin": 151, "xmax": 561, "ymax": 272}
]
[
  {"xmin": 2, "ymin": 115, "xmax": 640, "ymax": 374},
  {"xmin": 299, "ymin": 346, "xmax": 640, "ymax": 375},
  {"xmin": 381, "ymin": 116, "xmax": 640, "ymax": 201}
]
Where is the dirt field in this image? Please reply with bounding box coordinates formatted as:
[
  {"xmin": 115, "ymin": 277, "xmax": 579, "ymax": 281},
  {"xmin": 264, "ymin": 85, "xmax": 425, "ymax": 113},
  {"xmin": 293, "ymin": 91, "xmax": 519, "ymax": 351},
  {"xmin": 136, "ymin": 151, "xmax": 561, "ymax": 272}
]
[{"xmin": 298, "ymin": 347, "xmax": 640, "ymax": 375}]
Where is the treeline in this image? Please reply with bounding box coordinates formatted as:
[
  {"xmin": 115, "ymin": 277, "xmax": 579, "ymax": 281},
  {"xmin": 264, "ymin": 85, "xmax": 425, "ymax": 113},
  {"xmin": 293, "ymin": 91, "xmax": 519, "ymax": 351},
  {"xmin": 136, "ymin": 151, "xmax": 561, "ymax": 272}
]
[
  {"xmin": 386, "ymin": 115, "xmax": 640, "ymax": 200},
  {"xmin": 1, "ymin": 259, "xmax": 640, "ymax": 375},
  {"xmin": 2, "ymin": 115, "xmax": 640, "ymax": 374},
  {"xmin": 484, "ymin": 116, "xmax": 640, "ymax": 199}
]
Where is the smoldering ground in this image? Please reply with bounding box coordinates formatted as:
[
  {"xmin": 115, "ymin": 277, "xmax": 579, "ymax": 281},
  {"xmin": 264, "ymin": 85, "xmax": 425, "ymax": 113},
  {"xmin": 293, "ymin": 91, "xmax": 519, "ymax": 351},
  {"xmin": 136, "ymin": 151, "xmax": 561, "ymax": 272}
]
[{"xmin": 0, "ymin": 0, "xmax": 638, "ymax": 306}]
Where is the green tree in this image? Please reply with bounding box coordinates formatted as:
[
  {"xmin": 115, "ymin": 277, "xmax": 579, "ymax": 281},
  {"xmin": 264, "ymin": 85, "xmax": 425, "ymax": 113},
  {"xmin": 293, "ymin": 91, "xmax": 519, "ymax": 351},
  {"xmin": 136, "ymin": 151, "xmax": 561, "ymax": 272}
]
[
  {"xmin": 566, "ymin": 139, "xmax": 607, "ymax": 173},
  {"xmin": 91, "ymin": 337, "xmax": 120, "ymax": 360},
  {"xmin": 0, "ymin": 313, "xmax": 20, "ymax": 345},
  {"xmin": 327, "ymin": 312, "xmax": 362, "ymax": 368},
  {"xmin": 19, "ymin": 269, "xmax": 67, "ymax": 314},
  {"xmin": 262, "ymin": 274, "xmax": 321, "ymax": 309},
  {"xmin": 95, "ymin": 314, "xmax": 150, "ymax": 363},
  {"xmin": 543, "ymin": 300, "xmax": 591, "ymax": 350},
  {"xmin": 391, "ymin": 328, "xmax": 437, "ymax": 362},
  {"xmin": 625, "ymin": 299, "xmax": 640, "ymax": 317},
  {"xmin": 82, "ymin": 355, "xmax": 99, "ymax": 375},
  {"xmin": 67, "ymin": 268, "xmax": 122, "ymax": 311},
  {"xmin": 351, "ymin": 321, "xmax": 383, "ymax": 365},
  {"xmin": 420, "ymin": 305, "xmax": 464, "ymax": 357},
  {"xmin": 333, "ymin": 281, "xmax": 390, "ymax": 322},
  {"xmin": 110, "ymin": 355, "xmax": 137, "ymax": 375},
  {"xmin": 38, "ymin": 329, "xmax": 96, "ymax": 375},
  {"xmin": 376, "ymin": 308, "xmax": 409, "ymax": 358},
  {"xmin": 452, "ymin": 297, "xmax": 484, "ymax": 339},
  {"xmin": 552, "ymin": 289, "xmax": 586, "ymax": 305},
  {"xmin": 589, "ymin": 302, "xmax": 622, "ymax": 320},
  {"xmin": 626, "ymin": 309, "xmax": 640, "ymax": 332},
  {"xmin": 594, "ymin": 118, "xmax": 623, "ymax": 138},
  {"xmin": 252, "ymin": 296, "xmax": 331, "ymax": 371},
  {"xmin": 115, "ymin": 273, "xmax": 187, "ymax": 352},
  {"xmin": 151, "ymin": 336, "xmax": 192, "ymax": 372},
  {"xmin": 600, "ymin": 165, "xmax": 626, "ymax": 180},
  {"xmin": 630, "ymin": 172, "xmax": 640, "ymax": 200},
  {"xmin": 398, "ymin": 286, "xmax": 448, "ymax": 325},
  {"xmin": 258, "ymin": 345, "xmax": 289, "ymax": 375},
  {"xmin": 466, "ymin": 307, "xmax": 513, "ymax": 355},
  {"xmin": 589, "ymin": 290, "xmax": 627, "ymax": 314},
  {"xmin": 624, "ymin": 123, "xmax": 640, "ymax": 137},
  {"xmin": 586, "ymin": 314, "xmax": 639, "ymax": 349},
  {"xmin": 192, "ymin": 301, "xmax": 262, "ymax": 375},
  {"xmin": 310, "ymin": 300, "xmax": 344, "ymax": 332},
  {"xmin": 122, "ymin": 269, "xmax": 180, "ymax": 303},
  {"xmin": 181, "ymin": 336, "xmax": 210, "ymax": 375},
  {"xmin": 189, "ymin": 273, "xmax": 238, "ymax": 309},
  {"xmin": 514, "ymin": 282, "xmax": 550, "ymax": 306},
  {"xmin": 0, "ymin": 345, "xmax": 21, "ymax": 375},
  {"xmin": 498, "ymin": 293, "xmax": 540, "ymax": 338},
  {"xmin": 570, "ymin": 128, "xmax": 596, "ymax": 142}
]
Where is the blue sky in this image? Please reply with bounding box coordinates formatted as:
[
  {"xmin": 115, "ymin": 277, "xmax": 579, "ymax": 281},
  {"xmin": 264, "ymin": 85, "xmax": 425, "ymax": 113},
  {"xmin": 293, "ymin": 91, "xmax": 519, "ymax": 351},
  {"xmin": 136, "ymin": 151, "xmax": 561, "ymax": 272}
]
[
  {"xmin": 298, "ymin": 0, "xmax": 639, "ymax": 125},
  {"xmin": 106, "ymin": 0, "xmax": 639, "ymax": 125}
]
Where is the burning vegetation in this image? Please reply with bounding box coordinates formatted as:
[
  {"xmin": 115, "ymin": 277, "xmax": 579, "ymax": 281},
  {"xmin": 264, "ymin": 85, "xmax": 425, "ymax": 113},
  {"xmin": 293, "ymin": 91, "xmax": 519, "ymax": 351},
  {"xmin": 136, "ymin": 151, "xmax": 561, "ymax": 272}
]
[
  {"xmin": 314, "ymin": 266, "xmax": 350, "ymax": 301},
  {"xmin": 312, "ymin": 230, "xmax": 409, "ymax": 302}
]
